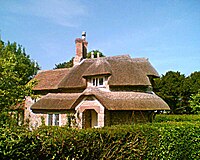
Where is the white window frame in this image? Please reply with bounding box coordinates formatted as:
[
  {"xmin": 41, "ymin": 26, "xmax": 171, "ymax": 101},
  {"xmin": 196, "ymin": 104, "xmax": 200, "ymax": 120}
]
[
  {"xmin": 47, "ymin": 113, "xmax": 60, "ymax": 126},
  {"xmin": 92, "ymin": 76, "xmax": 105, "ymax": 87}
]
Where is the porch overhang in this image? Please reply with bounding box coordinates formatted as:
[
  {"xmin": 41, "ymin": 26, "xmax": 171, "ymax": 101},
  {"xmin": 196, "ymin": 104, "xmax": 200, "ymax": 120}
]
[{"xmin": 78, "ymin": 88, "xmax": 170, "ymax": 111}]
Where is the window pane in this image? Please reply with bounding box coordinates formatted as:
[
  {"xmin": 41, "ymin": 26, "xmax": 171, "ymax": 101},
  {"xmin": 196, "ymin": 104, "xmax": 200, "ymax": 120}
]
[
  {"xmin": 99, "ymin": 78, "xmax": 103, "ymax": 85},
  {"xmin": 93, "ymin": 78, "xmax": 95, "ymax": 86},
  {"xmin": 48, "ymin": 114, "xmax": 53, "ymax": 126},
  {"xmin": 54, "ymin": 114, "xmax": 59, "ymax": 126},
  {"xmin": 95, "ymin": 78, "xmax": 98, "ymax": 86}
]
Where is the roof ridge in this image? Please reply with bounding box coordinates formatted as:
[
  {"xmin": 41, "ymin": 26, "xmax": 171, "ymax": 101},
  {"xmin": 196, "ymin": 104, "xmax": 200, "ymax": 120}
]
[
  {"xmin": 37, "ymin": 68, "xmax": 71, "ymax": 73},
  {"xmin": 132, "ymin": 57, "xmax": 149, "ymax": 62},
  {"xmin": 104, "ymin": 54, "xmax": 131, "ymax": 60}
]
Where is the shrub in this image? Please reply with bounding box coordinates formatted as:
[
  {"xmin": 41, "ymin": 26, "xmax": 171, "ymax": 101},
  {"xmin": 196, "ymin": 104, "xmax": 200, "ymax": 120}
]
[{"xmin": 0, "ymin": 117, "xmax": 199, "ymax": 159}]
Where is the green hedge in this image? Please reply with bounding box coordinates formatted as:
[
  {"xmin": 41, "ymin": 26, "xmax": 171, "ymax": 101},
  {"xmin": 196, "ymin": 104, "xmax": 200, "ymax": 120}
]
[
  {"xmin": 155, "ymin": 114, "xmax": 200, "ymax": 122},
  {"xmin": 0, "ymin": 122, "xmax": 199, "ymax": 159}
]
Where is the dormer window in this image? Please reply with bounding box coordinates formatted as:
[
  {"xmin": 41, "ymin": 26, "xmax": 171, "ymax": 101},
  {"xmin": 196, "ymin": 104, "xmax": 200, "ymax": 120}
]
[
  {"xmin": 87, "ymin": 76, "xmax": 109, "ymax": 89},
  {"xmin": 92, "ymin": 77, "xmax": 104, "ymax": 87}
]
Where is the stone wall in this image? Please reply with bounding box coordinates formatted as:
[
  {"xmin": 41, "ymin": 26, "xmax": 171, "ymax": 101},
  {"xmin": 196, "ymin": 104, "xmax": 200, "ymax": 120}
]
[
  {"xmin": 133, "ymin": 111, "xmax": 155, "ymax": 123},
  {"xmin": 105, "ymin": 110, "xmax": 155, "ymax": 126},
  {"xmin": 24, "ymin": 96, "xmax": 46, "ymax": 129},
  {"xmin": 108, "ymin": 111, "xmax": 133, "ymax": 125},
  {"xmin": 24, "ymin": 96, "xmax": 72, "ymax": 128}
]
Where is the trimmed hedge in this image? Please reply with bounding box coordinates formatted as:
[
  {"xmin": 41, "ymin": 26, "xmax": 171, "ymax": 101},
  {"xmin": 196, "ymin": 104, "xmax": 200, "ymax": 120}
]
[
  {"xmin": 0, "ymin": 121, "xmax": 199, "ymax": 159},
  {"xmin": 155, "ymin": 114, "xmax": 200, "ymax": 122}
]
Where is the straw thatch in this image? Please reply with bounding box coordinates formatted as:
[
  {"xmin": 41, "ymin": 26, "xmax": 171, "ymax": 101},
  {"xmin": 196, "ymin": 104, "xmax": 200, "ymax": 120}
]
[
  {"xmin": 57, "ymin": 55, "xmax": 158, "ymax": 89},
  {"xmin": 132, "ymin": 58, "xmax": 159, "ymax": 77},
  {"xmin": 32, "ymin": 55, "xmax": 160, "ymax": 91},
  {"xmin": 58, "ymin": 59, "xmax": 94, "ymax": 89},
  {"xmin": 83, "ymin": 58, "xmax": 112, "ymax": 77},
  {"xmin": 33, "ymin": 68, "xmax": 70, "ymax": 90},
  {"xmin": 32, "ymin": 87, "xmax": 169, "ymax": 112},
  {"xmin": 106, "ymin": 57, "xmax": 151, "ymax": 86},
  {"xmin": 78, "ymin": 88, "xmax": 170, "ymax": 110},
  {"xmin": 31, "ymin": 93, "xmax": 81, "ymax": 111}
]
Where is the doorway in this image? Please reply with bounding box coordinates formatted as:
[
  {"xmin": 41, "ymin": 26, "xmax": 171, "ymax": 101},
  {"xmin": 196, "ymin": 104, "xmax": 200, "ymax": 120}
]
[{"xmin": 83, "ymin": 109, "xmax": 98, "ymax": 129}]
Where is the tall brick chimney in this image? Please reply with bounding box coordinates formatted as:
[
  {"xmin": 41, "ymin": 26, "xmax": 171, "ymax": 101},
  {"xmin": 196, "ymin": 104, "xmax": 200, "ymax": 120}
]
[{"xmin": 73, "ymin": 32, "xmax": 88, "ymax": 66}]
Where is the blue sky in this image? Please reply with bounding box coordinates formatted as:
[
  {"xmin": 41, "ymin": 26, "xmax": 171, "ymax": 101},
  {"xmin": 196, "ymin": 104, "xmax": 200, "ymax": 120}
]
[{"xmin": 0, "ymin": 0, "xmax": 199, "ymax": 75}]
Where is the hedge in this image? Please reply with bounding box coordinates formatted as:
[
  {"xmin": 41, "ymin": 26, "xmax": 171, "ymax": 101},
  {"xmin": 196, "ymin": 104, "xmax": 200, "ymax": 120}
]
[
  {"xmin": 155, "ymin": 114, "xmax": 200, "ymax": 122},
  {"xmin": 0, "ymin": 122, "xmax": 199, "ymax": 159}
]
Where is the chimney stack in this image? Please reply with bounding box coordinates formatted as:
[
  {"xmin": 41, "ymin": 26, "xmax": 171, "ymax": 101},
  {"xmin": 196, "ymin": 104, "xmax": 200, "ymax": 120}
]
[{"xmin": 73, "ymin": 32, "xmax": 88, "ymax": 66}]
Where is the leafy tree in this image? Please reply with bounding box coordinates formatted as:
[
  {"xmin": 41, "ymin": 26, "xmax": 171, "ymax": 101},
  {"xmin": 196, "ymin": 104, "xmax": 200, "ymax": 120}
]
[
  {"xmin": 189, "ymin": 90, "xmax": 200, "ymax": 114},
  {"xmin": 182, "ymin": 71, "xmax": 200, "ymax": 113},
  {"xmin": 154, "ymin": 71, "xmax": 200, "ymax": 114},
  {"xmin": 54, "ymin": 57, "xmax": 74, "ymax": 69},
  {"xmin": 54, "ymin": 50, "xmax": 105, "ymax": 69},
  {"xmin": 87, "ymin": 50, "xmax": 105, "ymax": 58},
  {"xmin": 186, "ymin": 71, "xmax": 200, "ymax": 94},
  {"xmin": 154, "ymin": 71, "xmax": 186, "ymax": 113},
  {"xmin": 0, "ymin": 41, "xmax": 39, "ymax": 112}
]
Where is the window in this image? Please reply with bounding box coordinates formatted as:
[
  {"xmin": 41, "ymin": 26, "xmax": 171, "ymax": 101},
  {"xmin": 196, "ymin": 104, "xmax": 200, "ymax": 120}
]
[
  {"xmin": 47, "ymin": 114, "xmax": 60, "ymax": 126},
  {"xmin": 92, "ymin": 77, "xmax": 105, "ymax": 87},
  {"xmin": 99, "ymin": 77, "xmax": 103, "ymax": 85}
]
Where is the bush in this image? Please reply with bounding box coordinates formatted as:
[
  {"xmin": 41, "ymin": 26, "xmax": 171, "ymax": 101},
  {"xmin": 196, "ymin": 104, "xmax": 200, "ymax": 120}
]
[
  {"xmin": 0, "ymin": 117, "xmax": 199, "ymax": 159},
  {"xmin": 155, "ymin": 114, "xmax": 200, "ymax": 122}
]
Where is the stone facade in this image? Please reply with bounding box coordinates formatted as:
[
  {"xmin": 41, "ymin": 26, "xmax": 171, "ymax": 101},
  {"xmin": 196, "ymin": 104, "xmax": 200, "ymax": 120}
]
[
  {"xmin": 24, "ymin": 97, "xmax": 45, "ymax": 129},
  {"xmin": 75, "ymin": 96, "xmax": 105, "ymax": 129},
  {"xmin": 25, "ymin": 97, "xmax": 72, "ymax": 128}
]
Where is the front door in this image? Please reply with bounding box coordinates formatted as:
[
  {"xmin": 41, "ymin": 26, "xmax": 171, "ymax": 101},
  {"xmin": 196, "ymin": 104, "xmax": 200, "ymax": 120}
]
[{"xmin": 83, "ymin": 109, "xmax": 98, "ymax": 129}]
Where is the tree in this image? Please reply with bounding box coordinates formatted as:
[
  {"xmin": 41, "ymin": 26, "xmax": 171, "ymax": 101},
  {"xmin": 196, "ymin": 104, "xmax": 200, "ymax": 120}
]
[
  {"xmin": 0, "ymin": 41, "xmax": 39, "ymax": 112},
  {"xmin": 189, "ymin": 90, "xmax": 200, "ymax": 114},
  {"xmin": 183, "ymin": 71, "xmax": 200, "ymax": 113},
  {"xmin": 54, "ymin": 57, "xmax": 74, "ymax": 69},
  {"xmin": 54, "ymin": 50, "xmax": 105, "ymax": 69},
  {"xmin": 87, "ymin": 50, "xmax": 105, "ymax": 58},
  {"xmin": 186, "ymin": 71, "xmax": 200, "ymax": 94},
  {"xmin": 154, "ymin": 71, "xmax": 186, "ymax": 114},
  {"xmin": 154, "ymin": 71, "xmax": 200, "ymax": 114}
]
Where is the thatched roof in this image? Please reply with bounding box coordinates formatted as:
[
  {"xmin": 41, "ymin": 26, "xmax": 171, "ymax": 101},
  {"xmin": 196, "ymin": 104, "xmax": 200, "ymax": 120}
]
[
  {"xmin": 31, "ymin": 88, "xmax": 169, "ymax": 112},
  {"xmin": 106, "ymin": 57, "xmax": 151, "ymax": 86},
  {"xmin": 32, "ymin": 55, "xmax": 160, "ymax": 90},
  {"xmin": 83, "ymin": 58, "xmax": 112, "ymax": 77},
  {"xmin": 31, "ymin": 93, "xmax": 81, "ymax": 111},
  {"xmin": 132, "ymin": 58, "xmax": 159, "ymax": 77},
  {"xmin": 33, "ymin": 68, "xmax": 70, "ymax": 90},
  {"xmin": 58, "ymin": 59, "xmax": 94, "ymax": 89},
  {"xmin": 77, "ymin": 88, "xmax": 170, "ymax": 110}
]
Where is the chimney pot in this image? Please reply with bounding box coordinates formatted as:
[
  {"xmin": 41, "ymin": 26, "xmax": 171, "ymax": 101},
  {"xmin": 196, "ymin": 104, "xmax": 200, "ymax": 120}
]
[
  {"xmin": 97, "ymin": 52, "xmax": 100, "ymax": 58},
  {"xmin": 82, "ymin": 31, "xmax": 86, "ymax": 40},
  {"xmin": 91, "ymin": 51, "xmax": 94, "ymax": 58}
]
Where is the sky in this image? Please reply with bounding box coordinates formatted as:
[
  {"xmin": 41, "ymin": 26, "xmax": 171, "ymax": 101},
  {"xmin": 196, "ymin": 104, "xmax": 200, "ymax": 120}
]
[{"xmin": 0, "ymin": 0, "xmax": 199, "ymax": 76}]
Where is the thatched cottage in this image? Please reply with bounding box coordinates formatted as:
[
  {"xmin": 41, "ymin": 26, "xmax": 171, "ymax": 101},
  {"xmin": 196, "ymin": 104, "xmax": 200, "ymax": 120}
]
[{"xmin": 25, "ymin": 32, "xmax": 169, "ymax": 129}]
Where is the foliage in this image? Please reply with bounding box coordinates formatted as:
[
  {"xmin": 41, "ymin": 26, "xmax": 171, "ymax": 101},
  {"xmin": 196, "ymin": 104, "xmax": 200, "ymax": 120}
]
[
  {"xmin": 0, "ymin": 41, "xmax": 39, "ymax": 111},
  {"xmin": 154, "ymin": 71, "xmax": 186, "ymax": 113},
  {"xmin": 154, "ymin": 71, "xmax": 200, "ymax": 114},
  {"xmin": 0, "ymin": 111, "xmax": 19, "ymax": 128},
  {"xmin": 186, "ymin": 71, "xmax": 200, "ymax": 94},
  {"xmin": 189, "ymin": 90, "xmax": 200, "ymax": 114},
  {"xmin": 54, "ymin": 57, "xmax": 74, "ymax": 69},
  {"xmin": 54, "ymin": 50, "xmax": 105, "ymax": 69},
  {"xmin": 87, "ymin": 50, "xmax": 105, "ymax": 58},
  {"xmin": 155, "ymin": 114, "xmax": 200, "ymax": 122},
  {"xmin": 0, "ymin": 115, "xmax": 199, "ymax": 159},
  {"xmin": 141, "ymin": 122, "xmax": 199, "ymax": 160}
]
